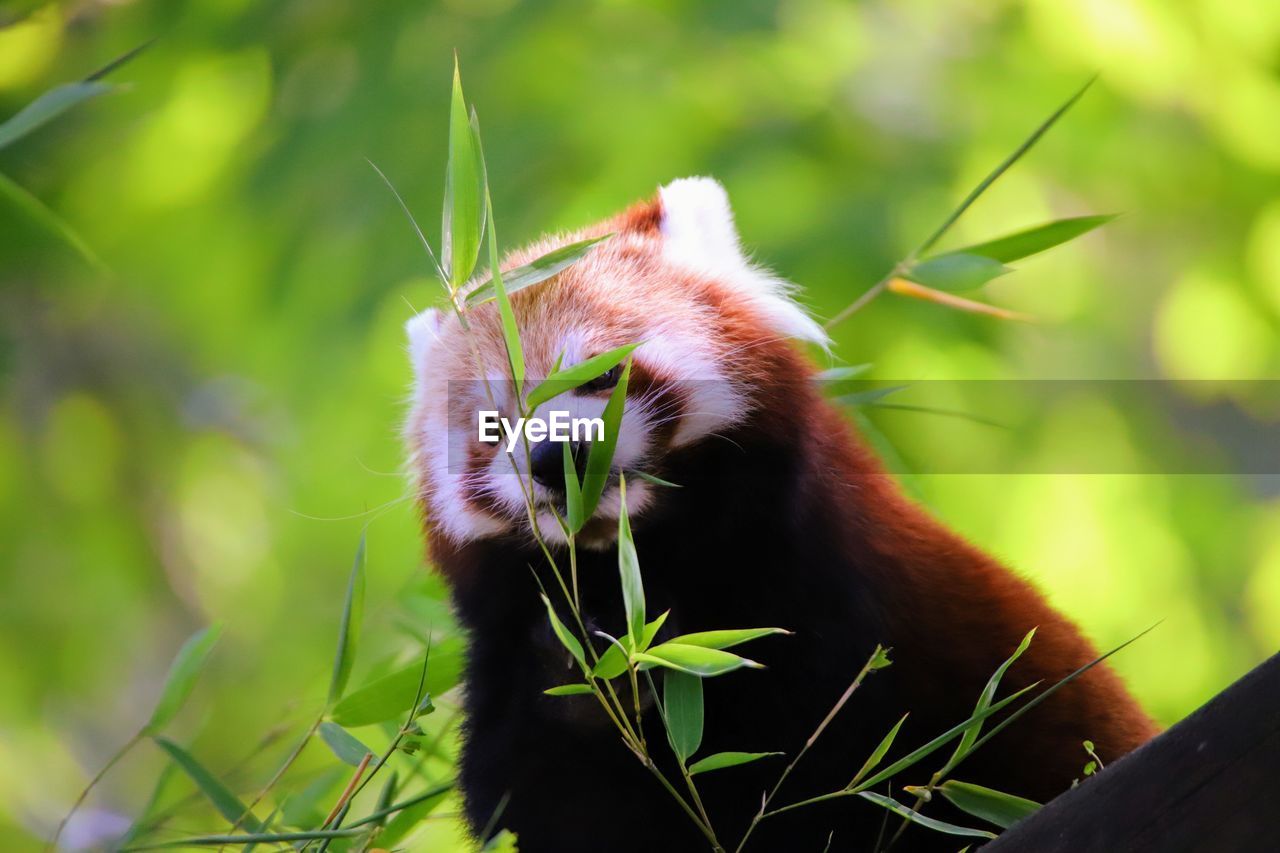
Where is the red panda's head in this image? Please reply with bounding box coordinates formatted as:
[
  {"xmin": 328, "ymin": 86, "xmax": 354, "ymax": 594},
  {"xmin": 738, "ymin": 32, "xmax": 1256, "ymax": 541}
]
[{"xmin": 405, "ymin": 177, "xmax": 827, "ymax": 550}]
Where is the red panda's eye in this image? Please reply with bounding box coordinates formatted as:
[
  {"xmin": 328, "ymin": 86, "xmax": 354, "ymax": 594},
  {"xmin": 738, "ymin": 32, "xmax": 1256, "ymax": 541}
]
[{"xmin": 581, "ymin": 365, "xmax": 621, "ymax": 393}]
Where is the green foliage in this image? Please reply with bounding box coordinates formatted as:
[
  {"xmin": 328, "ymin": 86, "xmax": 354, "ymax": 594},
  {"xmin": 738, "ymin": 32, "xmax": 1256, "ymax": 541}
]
[
  {"xmin": 328, "ymin": 535, "xmax": 366, "ymax": 706},
  {"xmin": 933, "ymin": 780, "xmax": 1041, "ymax": 829},
  {"xmin": 523, "ymin": 344, "xmax": 640, "ymax": 410},
  {"xmin": 153, "ymin": 739, "xmax": 263, "ymax": 832},
  {"xmin": 317, "ymin": 722, "xmax": 373, "ymax": 766},
  {"xmin": 581, "ymin": 359, "xmax": 631, "ymax": 520},
  {"xmin": 615, "ymin": 474, "xmax": 647, "ymax": 647},
  {"xmin": 465, "ymin": 235, "xmax": 612, "ymax": 307},
  {"xmin": 688, "ymin": 751, "xmax": 782, "ymax": 776},
  {"xmin": 10, "ymin": 4, "xmax": 1278, "ymax": 851},
  {"xmin": 855, "ymin": 792, "xmax": 996, "ymax": 839},
  {"xmin": 145, "ymin": 624, "xmax": 223, "ymax": 735},
  {"xmin": 663, "ymin": 670, "xmax": 704, "ymax": 763}
]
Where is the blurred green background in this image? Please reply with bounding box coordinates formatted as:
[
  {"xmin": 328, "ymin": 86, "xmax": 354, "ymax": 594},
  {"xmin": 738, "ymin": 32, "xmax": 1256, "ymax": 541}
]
[{"xmin": 2, "ymin": 0, "xmax": 1279, "ymax": 848}]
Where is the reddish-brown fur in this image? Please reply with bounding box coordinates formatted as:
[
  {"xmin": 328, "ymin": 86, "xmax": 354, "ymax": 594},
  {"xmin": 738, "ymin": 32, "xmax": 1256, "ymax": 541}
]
[{"xmin": 410, "ymin": 192, "xmax": 1158, "ymax": 850}]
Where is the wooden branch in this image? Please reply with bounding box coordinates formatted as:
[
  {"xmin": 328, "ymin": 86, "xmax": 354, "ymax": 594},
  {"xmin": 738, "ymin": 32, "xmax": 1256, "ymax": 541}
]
[{"xmin": 986, "ymin": 651, "xmax": 1280, "ymax": 852}]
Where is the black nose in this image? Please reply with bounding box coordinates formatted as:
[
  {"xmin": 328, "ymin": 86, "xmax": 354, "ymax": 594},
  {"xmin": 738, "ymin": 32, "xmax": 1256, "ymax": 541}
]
[{"xmin": 529, "ymin": 441, "xmax": 583, "ymax": 492}]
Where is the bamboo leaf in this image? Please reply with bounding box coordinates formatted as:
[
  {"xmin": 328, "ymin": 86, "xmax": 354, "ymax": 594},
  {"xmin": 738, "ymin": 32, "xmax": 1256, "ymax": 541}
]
[
  {"xmin": 933, "ymin": 780, "xmax": 1041, "ymax": 829},
  {"xmin": 563, "ymin": 440, "xmax": 584, "ymax": 534},
  {"xmin": 915, "ymin": 76, "xmax": 1097, "ymax": 256},
  {"xmin": 965, "ymin": 624, "xmax": 1157, "ymax": 757},
  {"xmin": 330, "ymin": 639, "xmax": 464, "ymax": 727},
  {"xmin": 665, "ymin": 628, "xmax": 790, "ymax": 651},
  {"xmin": 581, "ymin": 359, "xmax": 631, "ymax": 519},
  {"xmin": 856, "ymin": 791, "xmax": 996, "ymax": 839},
  {"xmin": 906, "ymin": 253, "xmax": 1010, "ymax": 292},
  {"xmin": 688, "ymin": 751, "xmax": 782, "ymax": 776},
  {"xmin": 328, "ymin": 535, "xmax": 366, "ymax": 706},
  {"xmin": 849, "ymin": 713, "xmax": 909, "ymax": 787},
  {"xmin": 0, "ymin": 82, "xmax": 114, "ymax": 151},
  {"xmin": 946, "ymin": 629, "xmax": 1035, "ymax": 771},
  {"xmin": 815, "ymin": 364, "xmax": 873, "ymax": 382},
  {"xmin": 663, "ymin": 670, "xmax": 703, "ymax": 762},
  {"xmin": 524, "ymin": 344, "xmax": 640, "ymax": 411},
  {"xmin": 634, "ymin": 643, "xmax": 761, "ymax": 678},
  {"xmin": 465, "ymin": 235, "xmax": 612, "ymax": 306},
  {"xmin": 485, "ymin": 191, "xmax": 524, "ymax": 398},
  {"xmin": 852, "ymin": 681, "xmax": 1039, "ymax": 792},
  {"xmin": 442, "ymin": 58, "xmax": 483, "ymax": 289},
  {"xmin": 317, "ymin": 722, "xmax": 373, "ymax": 767},
  {"xmin": 544, "ymin": 684, "xmax": 594, "ymax": 696},
  {"xmin": 0, "ymin": 172, "xmax": 108, "ymax": 273},
  {"xmin": 947, "ymin": 214, "xmax": 1116, "ymax": 264},
  {"xmin": 616, "ymin": 475, "xmax": 646, "ymax": 646},
  {"xmin": 629, "ymin": 470, "xmax": 682, "ymax": 489},
  {"xmin": 144, "ymin": 624, "xmax": 223, "ymax": 735},
  {"xmin": 153, "ymin": 739, "xmax": 261, "ymax": 832},
  {"xmin": 541, "ymin": 594, "xmax": 585, "ymax": 668},
  {"xmin": 837, "ymin": 385, "xmax": 908, "ymax": 408}
]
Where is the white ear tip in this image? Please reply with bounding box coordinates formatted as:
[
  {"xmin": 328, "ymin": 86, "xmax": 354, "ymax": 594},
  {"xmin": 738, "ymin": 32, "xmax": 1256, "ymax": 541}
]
[
  {"xmin": 658, "ymin": 176, "xmax": 741, "ymax": 261},
  {"xmin": 406, "ymin": 308, "xmax": 441, "ymax": 374}
]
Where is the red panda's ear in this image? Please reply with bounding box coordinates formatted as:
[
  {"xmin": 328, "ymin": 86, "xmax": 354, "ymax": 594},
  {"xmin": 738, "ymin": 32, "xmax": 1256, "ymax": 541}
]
[
  {"xmin": 657, "ymin": 177, "xmax": 746, "ymax": 273},
  {"xmin": 656, "ymin": 177, "xmax": 829, "ymax": 347}
]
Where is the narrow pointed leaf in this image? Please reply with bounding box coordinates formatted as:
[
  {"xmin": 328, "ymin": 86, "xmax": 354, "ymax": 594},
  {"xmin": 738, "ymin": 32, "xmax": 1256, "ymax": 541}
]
[
  {"xmin": 328, "ymin": 535, "xmax": 366, "ymax": 705},
  {"xmin": 317, "ymin": 722, "xmax": 373, "ymax": 767},
  {"xmin": 330, "ymin": 639, "xmax": 464, "ymax": 727},
  {"xmin": 465, "ymin": 235, "xmax": 612, "ymax": 306},
  {"xmin": 947, "ymin": 629, "xmax": 1035, "ymax": 771},
  {"xmin": 856, "ymin": 792, "xmax": 996, "ymax": 839},
  {"xmin": 616, "ymin": 475, "xmax": 646, "ymax": 646},
  {"xmin": 485, "ymin": 190, "xmax": 524, "ymax": 398},
  {"xmin": 688, "ymin": 751, "xmax": 782, "ymax": 776},
  {"xmin": 849, "ymin": 713, "xmax": 909, "ymax": 787},
  {"xmin": 541, "ymin": 594, "xmax": 585, "ymax": 669},
  {"xmin": 665, "ymin": 628, "xmax": 789, "ymax": 651},
  {"xmin": 144, "ymin": 624, "xmax": 223, "ymax": 735},
  {"xmin": 581, "ymin": 359, "xmax": 631, "ymax": 519},
  {"xmin": 629, "ymin": 470, "xmax": 682, "ymax": 489},
  {"xmin": 562, "ymin": 440, "xmax": 584, "ymax": 534},
  {"xmin": 544, "ymin": 684, "xmax": 594, "ymax": 696},
  {"xmin": 0, "ymin": 172, "xmax": 108, "ymax": 273},
  {"xmin": 442, "ymin": 59, "xmax": 483, "ymax": 289},
  {"xmin": 0, "ymin": 81, "xmax": 115, "ymax": 150},
  {"xmin": 153, "ymin": 738, "xmax": 261, "ymax": 832},
  {"xmin": 853, "ymin": 681, "xmax": 1039, "ymax": 792},
  {"xmin": 915, "ymin": 76, "xmax": 1097, "ymax": 256},
  {"xmin": 934, "ymin": 780, "xmax": 1041, "ymax": 829},
  {"xmin": 906, "ymin": 253, "xmax": 1010, "ymax": 292},
  {"xmin": 634, "ymin": 643, "xmax": 760, "ymax": 678},
  {"xmin": 524, "ymin": 344, "xmax": 640, "ymax": 411},
  {"xmin": 966, "ymin": 625, "xmax": 1157, "ymax": 757},
  {"xmin": 949, "ymin": 214, "xmax": 1116, "ymax": 264},
  {"xmin": 663, "ymin": 670, "xmax": 703, "ymax": 762},
  {"xmin": 836, "ymin": 385, "xmax": 908, "ymax": 407},
  {"xmin": 815, "ymin": 364, "xmax": 873, "ymax": 382}
]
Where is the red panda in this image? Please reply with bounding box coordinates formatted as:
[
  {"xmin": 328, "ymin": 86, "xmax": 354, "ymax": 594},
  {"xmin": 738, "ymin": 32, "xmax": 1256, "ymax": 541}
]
[{"xmin": 404, "ymin": 178, "xmax": 1157, "ymax": 852}]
